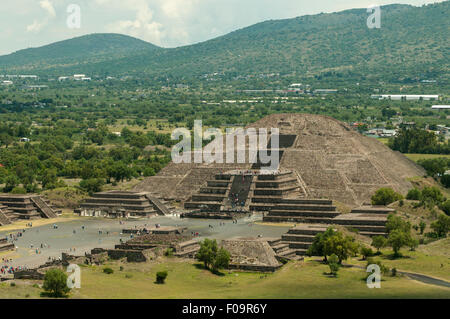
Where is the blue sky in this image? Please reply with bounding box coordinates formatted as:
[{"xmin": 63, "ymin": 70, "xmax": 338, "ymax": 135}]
[{"xmin": 0, "ymin": 0, "xmax": 445, "ymax": 55}]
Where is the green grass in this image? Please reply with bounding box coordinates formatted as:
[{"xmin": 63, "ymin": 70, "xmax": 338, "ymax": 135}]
[
  {"xmin": 3, "ymin": 258, "xmax": 445, "ymax": 299},
  {"xmin": 404, "ymin": 154, "xmax": 450, "ymax": 162}
]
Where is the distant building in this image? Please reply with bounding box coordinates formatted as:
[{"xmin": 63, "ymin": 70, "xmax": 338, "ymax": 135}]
[
  {"xmin": 431, "ymin": 105, "xmax": 450, "ymax": 110},
  {"xmin": 314, "ymin": 89, "xmax": 338, "ymax": 94},
  {"xmin": 371, "ymin": 94, "xmax": 439, "ymax": 101},
  {"xmin": 1, "ymin": 80, "xmax": 13, "ymax": 86}
]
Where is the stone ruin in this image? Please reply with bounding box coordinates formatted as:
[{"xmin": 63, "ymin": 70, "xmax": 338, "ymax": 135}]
[
  {"xmin": 75, "ymin": 190, "xmax": 172, "ymax": 219},
  {"xmin": 134, "ymin": 113, "xmax": 424, "ymax": 207},
  {"xmin": 0, "ymin": 194, "xmax": 60, "ymax": 226}
]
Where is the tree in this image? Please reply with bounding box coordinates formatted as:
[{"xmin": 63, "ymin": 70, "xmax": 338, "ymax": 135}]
[
  {"xmin": 42, "ymin": 269, "xmax": 70, "ymax": 298},
  {"xmin": 306, "ymin": 227, "xmax": 336, "ymax": 262},
  {"xmin": 195, "ymin": 239, "xmax": 230, "ymax": 273},
  {"xmin": 213, "ymin": 248, "xmax": 231, "ymax": 272},
  {"xmin": 430, "ymin": 214, "xmax": 450, "ymax": 238},
  {"xmin": 406, "ymin": 188, "xmax": 421, "ymax": 200},
  {"xmin": 360, "ymin": 247, "xmax": 374, "ymax": 260},
  {"xmin": 371, "ymin": 236, "xmax": 387, "ymax": 253},
  {"xmin": 196, "ymin": 238, "xmax": 218, "ymax": 270},
  {"xmin": 421, "ymin": 186, "xmax": 444, "ymax": 204},
  {"xmin": 441, "ymin": 174, "xmax": 450, "ymax": 188},
  {"xmin": 419, "ymin": 221, "xmax": 427, "ymax": 234},
  {"xmin": 79, "ymin": 178, "xmax": 104, "ymax": 194},
  {"xmin": 386, "ymin": 214, "xmax": 411, "ymax": 234},
  {"xmin": 439, "ymin": 200, "xmax": 450, "ymax": 216},
  {"xmin": 323, "ymin": 232, "xmax": 359, "ymax": 264},
  {"xmin": 371, "ymin": 188, "xmax": 403, "ymax": 205},
  {"xmin": 388, "ymin": 229, "xmax": 412, "ymax": 257},
  {"xmin": 327, "ymin": 254, "xmax": 340, "ymax": 277},
  {"xmin": 156, "ymin": 270, "xmax": 168, "ymax": 284}
]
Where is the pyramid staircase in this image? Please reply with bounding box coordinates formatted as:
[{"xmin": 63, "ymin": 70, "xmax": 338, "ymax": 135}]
[
  {"xmin": 145, "ymin": 194, "xmax": 171, "ymax": 216},
  {"xmin": 0, "ymin": 206, "xmax": 12, "ymax": 226},
  {"xmin": 184, "ymin": 174, "xmax": 233, "ymax": 211},
  {"xmin": 331, "ymin": 206, "xmax": 391, "ymax": 237},
  {"xmin": 279, "ymin": 225, "xmax": 331, "ymax": 257},
  {"xmin": 0, "ymin": 194, "xmax": 59, "ymax": 221}
]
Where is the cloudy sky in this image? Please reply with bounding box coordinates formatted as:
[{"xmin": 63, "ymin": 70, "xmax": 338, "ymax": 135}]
[{"xmin": 0, "ymin": 0, "xmax": 445, "ymax": 55}]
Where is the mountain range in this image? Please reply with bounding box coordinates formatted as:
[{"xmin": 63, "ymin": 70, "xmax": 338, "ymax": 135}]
[{"xmin": 0, "ymin": 2, "xmax": 448, "ymax": 82}]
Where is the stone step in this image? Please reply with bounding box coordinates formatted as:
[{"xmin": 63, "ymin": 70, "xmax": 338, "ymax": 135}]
[
  {"xmin": 351, "ymin": 207, "xmax": 395, "ymax": 215},
  {"xmin": 255, "ymin": 178, "xmax": 298, "ymax": 188},
  {"xmin": 174, "ymin": 246, "xmax": 200, "ymax": 258},
  {"xmin": 200, "ymin": 187, "xmax": 228, "ymax": 194},
  {"xmin": 295, "ymin": 248, "xmax": 309, "ymax": 256},
  {"xmin": 343, "ymin": 225, "xmax": 387, "ymax": 233},
  {"xmin": 281, "ymin": 234, "xmax": 316, "ymax": 243},
  {"xmin": 191, "ymin": 194, "xmax": 226, "ymax": 202},
  {"xmin": 253, "ymin": 187, "xmax": 299, "ymax": 196},
  {"xmin": 287, "ymin": 226, "xmax": 330, "ymax": 236},
  {"xmin": 251, "ymin": 203, "xmax": 336, "ymax": 211},
  {"xmin": 257, "ymin": 172, "xmax": 294, "ymax": 181},
  {"xmin": 271, "ymin": 243, "xmax": 290, "ymax": 253},
  {"xmin": 358, "ymin": 231, "xmax": 388, "ymax": 237},
  {"xmin": 263, "ymin": 216, "xmax": 334, "ymax": 224},
  {"xmin": 183, "ymin": 201, "xmax": 223, "ymax": 210},
  {"xmin": 284, "ymin": 241, "xmax": 312, "ymax": 250},
  {"xmin": 207, "ymin": 180, "xmax": 230, "ymax": 187},
  {"xmin": 252, "ymin": 197, "xmax": 332, "ymax": 205},
  {"xmin": 268, "ymin": 210, "xmax": 340, "ymax": 218}
]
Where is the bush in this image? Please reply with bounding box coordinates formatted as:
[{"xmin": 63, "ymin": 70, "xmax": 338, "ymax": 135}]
[
  {"xmin": 360, "ymin": 247, "xmax": 374, "ymax": 260},
  {"xmin": 391, "ymin": 268, "xmax": 397, "ymax": 277},
  {"xmin": 371, "ymin": 236, "xmax": 387, "ymax": 252},
  {"xmin": 327, "ymin": 254, "xmax": 340, "ymax": 277},
  {"xmin": 42, "ymin": 269, "xmax": 70, "ymax": 298},
  {"xmin": 371, "ymin": 188, "xmax": 403, "ymax": 205},
  {"xmin": 430, "ymin": 214, "xmax": 450, "ymax": 238},
  {"xmin": 439, "ymin": 200, "xmax": 450, "ymax": 216},
  {"xmin": 164, "ymin": 248, "xmax": 174, "ymax": 257},
  {"xmin": 441, "ymin": 174, "xmax": 450, "ymax": 188},
  {"xmin": 103, "ymin": 267, "xmax": 114, "ymax": 274},
  {"xmin": 156, "ymin": 271, "xmax": 168, "ymax": 284},
  {"xmin": 196, "ymin": 239, "xmax": 231, "ymax": 273},
  {"xmin": 421, "ymin": 186, "xmax": 444, "ymax": 204},
  {"xmin": 406, "ymin": 188, "xmax": 421, "ymax": 200},
  {"xmin": 11, "ymin": 187, "xmax": 27, "ymax": 194}
]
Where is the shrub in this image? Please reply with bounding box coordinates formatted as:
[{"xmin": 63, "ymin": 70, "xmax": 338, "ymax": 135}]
[
  {"xmin": 119, "ymin": 266, "xmax": 124, "ymax": 271},
  {"xmin": 371, "ymin": 188, "xmax": 403, "ymax": 206},
  {"xmin": 441, "ymin": 174, "xmax": 450, "ymax": 188},
  {"xmin": 371, "ymin": 235, "xmax": 387, "ymax": 253},
  {"xmin": 164, "ymin": 248, "xmax": 174, "ymax": 257},
  {"xmin": 360, "ymin": 247, "xmax": 374, "ymax": 260},
  {"xmin": 10, "ymin": 282, "xmax": 16, "ymax": 287},
  {"xmin": 11, "ymin": 187, "xmax": 27, "ymax": 194},
  {"xmin": 391, "ymin": 268, "xmax": 397, "ymax": 277},
  {"xmin": 430, "ymin": 214, "xmax": 450, "ymax": 238},
  {"xmin": 406, "ymin": 188, "xmax": 422, "ymax": 200},
  {"xmin": 103, "ymin": 267, "xmax": 114, "ymax": 274},
  {"xmin": 196, "ymin": 239, "xmax": 231, "ymax": 273},
  {"xmin": 439, "ymin": 200, "xmax": 450, "ymax": 216},
  {"xmin": 327, "ymin": 254, "xmax": 340, "ymax": 277},
  {"xmin": 419, "ymin": 221, "xmax": 427, "ymax": 234},
  {"xmin": 421, "ymin": 186, "xmax": 444, "ymax": 204},
  {"xmin": 156, "ymin": 271, "xmax": 168, "ymax": 284},
  {"xmin": 42, "ymin": 269, "xmax": 70, "ymax": 298}
]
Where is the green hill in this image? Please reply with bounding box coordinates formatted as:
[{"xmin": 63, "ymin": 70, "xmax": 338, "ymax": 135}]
[
  {"xmin": 0, "ymin": 2, "xmax": 448, "ymax": 82},
  {"xmin": 0, "ymin": 33, "xmax": 160, "ymax": 72}
]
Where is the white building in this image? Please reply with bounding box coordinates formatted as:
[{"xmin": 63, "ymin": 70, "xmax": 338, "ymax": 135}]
[
  {"xmin": 371, "ymin": 94, "xmax": 439, "ymax": 101},
  {"xmin": 431, "ymin": 105, "xmax": 450, "ymax": 110}
]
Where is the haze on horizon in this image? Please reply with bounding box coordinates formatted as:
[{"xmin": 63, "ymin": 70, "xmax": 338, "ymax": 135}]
[{"xmin": 0, "ymin": 0, "xmax": 446, "ymax": 56}]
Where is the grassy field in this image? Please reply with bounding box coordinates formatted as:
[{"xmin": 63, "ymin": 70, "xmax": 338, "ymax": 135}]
[
  {"xmin": 404, "ymin": 154, "xmax": 450, "ymax": 162},
  {"xmin": 1, "ymin": 258, "xmax": 448, "ymax": 299}
]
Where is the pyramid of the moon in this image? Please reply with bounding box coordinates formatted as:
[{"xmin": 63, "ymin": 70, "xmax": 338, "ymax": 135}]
[{"xmin": 134, "ymin": 113, "xmax": 425, "ymax": 206}]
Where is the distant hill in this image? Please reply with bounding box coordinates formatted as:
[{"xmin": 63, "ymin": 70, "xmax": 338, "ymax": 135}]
[
  {"xmin": 0, "ymin": 2, "xmax": 448, "ymax": 81},
  {"xmin": 0, "ymin": 33, "xmax": 160, "ymax": 72}
]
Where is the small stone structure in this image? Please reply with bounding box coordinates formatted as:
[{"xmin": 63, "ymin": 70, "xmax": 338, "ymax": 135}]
[
  {"xmin": 75, "ymin": 190, "xmax": 171, "ymax": 219},
  {"xmin": 0, "ymin": 238, "xmax": 14, "ymax": 252},
  {"xmin": 221, "ymin": 238, "xmax": 283, "ymax": 272},
  {"xmin": 0, "ymin": 194, "xmax": 59, "ymax": 225}
]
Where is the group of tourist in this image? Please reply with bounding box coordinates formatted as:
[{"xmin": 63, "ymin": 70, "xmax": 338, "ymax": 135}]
[{"xmin": 0, "ymin": 265, "xmax": 28, "ymax": 275}]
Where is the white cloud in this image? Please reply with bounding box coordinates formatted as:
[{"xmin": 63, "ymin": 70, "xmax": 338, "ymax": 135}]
[
  {"xmin": 40, "ymin": 0, "xmax": 56, "ymax": 17},
  {"xmin": 25, "ymin": 0, "xmax": 56, "ymax": 33}
]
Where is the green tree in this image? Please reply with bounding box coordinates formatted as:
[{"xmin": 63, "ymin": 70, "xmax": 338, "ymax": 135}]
[
  {"xmin": 371, "ymin": 188, "xmax": 403, "ymax": 205},
  {"xmin": 419, "ymin": 221, "xmax": 427, "ymax": 234},
  {"xmin": 371, "ymin": 236, "xmax": 387, "ymax": 253},
  {"xmin": 406, "ymin": 188, "xmax": 421, "ymax": 200},
  {"xmin": 306, "ymin": 227, "xmax": 336, "ymax": 262},
  {"xmin": 388, "ymin": 229, "xmax": 412, "ymax": 257},
  {"xmin": 213, "ymin": 248, "xmax": 231, "ymax": 272},
  {"xmin": 323, "ymin": 232, "xmax": 359, "ymax": 264},
  {"xmin": 42, "ymin": 269, "xmax": 70, "ymax": 298},
  {"xmin": 327, "ymin": 254, "xmax": 340, "ymax": 277},
  {"xmin": 196, "ymin": 238, "xmax": 218, "ymax": 270},
  {"xmin": 430, "ymin": 214, "xmax": 450, "ymax": 238}
]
